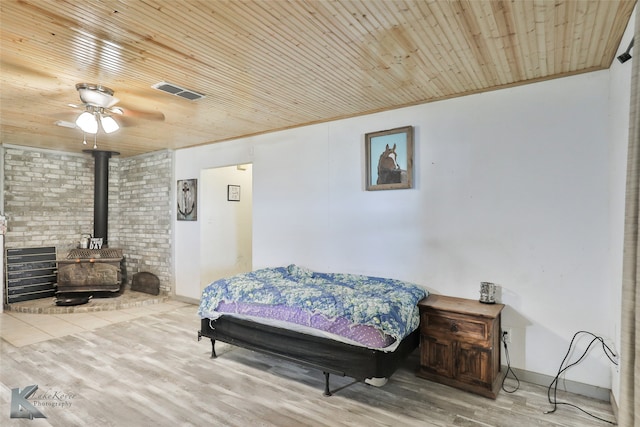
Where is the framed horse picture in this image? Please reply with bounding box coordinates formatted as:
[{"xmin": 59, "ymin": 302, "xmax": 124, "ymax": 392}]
[{"xmin": 365, "ymin": 125, "xmax": 414, "ymax": 191}]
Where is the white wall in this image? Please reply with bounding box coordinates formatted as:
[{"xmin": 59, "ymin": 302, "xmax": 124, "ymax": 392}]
[
  {"xmin": 607, "ymin": 8, "xmax": 635, "ymax": 404},
  {"xmin": 200, "ymin": 165, "xmax": 253, "ymax": 289},
  {"xmin": 175, "ymin": 68, "xmax": 628, "ymax": 389},
  {"xmin": 174, "ymin": 142, "xmax": 254, "ymax": 300}
]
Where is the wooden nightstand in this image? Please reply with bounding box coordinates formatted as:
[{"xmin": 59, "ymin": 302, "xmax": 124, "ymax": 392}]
[{"xmin": 416, "ymin": 294, "xmax": 505, "ymax": 399}]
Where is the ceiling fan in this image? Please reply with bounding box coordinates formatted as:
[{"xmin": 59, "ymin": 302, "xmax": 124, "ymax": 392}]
[
  {"xmin": 73, "ymin": 83, "xmax": 122, "ymax": 134},
  {"xmin": 60, "ymin": 83, "xmax": 165, "ymax": 148}
]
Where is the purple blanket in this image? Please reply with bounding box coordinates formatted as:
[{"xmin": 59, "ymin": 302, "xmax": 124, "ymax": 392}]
[{"xmin": 216, "ymin": 301, "xmax": 396, "ymax": 349}]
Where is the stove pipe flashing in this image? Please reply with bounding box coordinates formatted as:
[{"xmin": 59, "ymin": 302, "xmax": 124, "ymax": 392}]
[{"xmin": 84, "ymin": 150, "xmax": 119, "ymax": 247}]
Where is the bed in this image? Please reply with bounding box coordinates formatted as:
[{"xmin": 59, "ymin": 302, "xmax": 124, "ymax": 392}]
[{"xmin": 197, "ymin": 265, "xmax": 427, "ymax": 395}]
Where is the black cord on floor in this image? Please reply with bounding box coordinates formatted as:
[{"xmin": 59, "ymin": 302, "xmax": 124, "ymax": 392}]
[
  {"xmin": 501, "ymin": 333, "xmax": 520, "ymax": 393},
  {"xmin": 545, "ymin": 330, "xmax": 618, "ymax": 425}
]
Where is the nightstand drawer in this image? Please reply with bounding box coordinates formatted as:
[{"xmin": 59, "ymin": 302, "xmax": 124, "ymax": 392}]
[{"xmin": 421, "ymin": 311, "xmax": 489, "ymax": 343}]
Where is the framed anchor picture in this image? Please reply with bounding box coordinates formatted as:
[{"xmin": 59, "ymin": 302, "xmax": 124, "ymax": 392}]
[{"xmin": 177, "ymin": 179, "xmax": 197, "ymax": 221}]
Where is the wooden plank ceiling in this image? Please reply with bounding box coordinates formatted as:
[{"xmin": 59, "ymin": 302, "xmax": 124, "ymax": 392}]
[{"xmin": 0, "ymin": 0, "xmax": 636, "ymax": 157}]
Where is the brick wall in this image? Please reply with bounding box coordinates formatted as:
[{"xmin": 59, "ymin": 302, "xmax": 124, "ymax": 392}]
[
  {"xmin": 4, "ymin": 147, "xmax": 94, "ymax": 250},
  {"xmin": 3, "ymin": 146, "xmax": 174, "ymax": 293},
  {"xmin": 114, "ymin": 151, "xmax": 173, "ymax": 292}
]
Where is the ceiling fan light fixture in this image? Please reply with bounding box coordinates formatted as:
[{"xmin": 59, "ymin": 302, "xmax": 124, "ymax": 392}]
[
  {"xmin": 76, "ymin": 111, "xmax": 98, "ymax": 134},
  {"xmin": 76, "ymin": 83, "xmax": 119, "ymax": 108},
  {"xmin": 100, "ymin": 115, "xmax": 119, "ymax": 133}
]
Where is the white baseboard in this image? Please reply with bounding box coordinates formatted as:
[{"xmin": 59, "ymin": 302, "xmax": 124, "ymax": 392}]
[
  {"xmin": 610, "ymin": 390, "xmax": 618, "ymax": 422},
  {"xmin": 173, "ymin": 295, "xmax": 200, "ymax": 305},
  {"xmin": 503, "ymin": 366, "xmax": 611, "ymax": 402}
]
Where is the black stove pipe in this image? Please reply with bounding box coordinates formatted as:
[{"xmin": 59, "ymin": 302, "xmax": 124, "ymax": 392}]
[{"xmin": 84, "ymin": 150, "xmax": 119, "ymax": 247}]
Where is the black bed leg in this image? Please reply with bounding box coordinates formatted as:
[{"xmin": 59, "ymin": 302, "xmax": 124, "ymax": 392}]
[
  {"xmin": 323, "ymin": 372, "xmax": 332, "ymax": 397},
  {"xmin": 210, "ymin": 339, "xmax": 217, "ymax": 359}
]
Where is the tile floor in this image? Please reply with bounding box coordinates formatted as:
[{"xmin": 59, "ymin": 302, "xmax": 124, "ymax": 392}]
[{"xmin": 0, "ymin": 299, "xmax": 191, "ymax": 347}]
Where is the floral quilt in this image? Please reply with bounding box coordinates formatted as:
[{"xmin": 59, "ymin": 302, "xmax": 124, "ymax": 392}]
[{"xmin": 198, "ymin": 265, "xmax": 427, "ymax": 342}]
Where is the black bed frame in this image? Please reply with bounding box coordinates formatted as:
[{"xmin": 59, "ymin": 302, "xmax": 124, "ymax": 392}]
[{"xmin": 198, "ymin": 316, "xmax": 419, "ymax": 396}]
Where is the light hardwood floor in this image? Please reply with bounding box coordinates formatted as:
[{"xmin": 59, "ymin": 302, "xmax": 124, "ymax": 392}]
[{"xmin": 0, "ymin": 302, "xmax": 615, "ymax": 426}]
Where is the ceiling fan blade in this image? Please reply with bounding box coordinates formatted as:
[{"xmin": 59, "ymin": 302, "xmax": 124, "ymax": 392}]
[
  {"xmin": 52, "ymin": 111, "xmax": 81, "ymax": 121},
  {"xmin": 105, "ymin": 96, "xmax": 120, "ymax": 109},
  {"xmin": 115, "ymin": 107, "xmax": 165, "ymax": 121},
  {"xmin": 54, "ymin": 120, "xmax": 78, "ymax": 129}
]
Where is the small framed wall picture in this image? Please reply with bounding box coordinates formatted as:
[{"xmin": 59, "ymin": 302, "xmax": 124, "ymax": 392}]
[
  {"xmin": 227, "ymin": 185, "xmax": 241, "ymax": 202},
  {"xmin": 177, "ymin": 179, "xmax": 197, "ymax": 221}
]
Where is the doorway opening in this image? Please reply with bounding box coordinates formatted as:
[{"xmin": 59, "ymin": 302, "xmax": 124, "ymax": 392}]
[{"xmin": 200, "ymin": 164, "xmax": 252, "ymax": 291}]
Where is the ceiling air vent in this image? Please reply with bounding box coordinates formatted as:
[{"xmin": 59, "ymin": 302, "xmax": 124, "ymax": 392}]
[{"xmin": 151, "ymin": 82, "xmax": 205, "ymax": 101}]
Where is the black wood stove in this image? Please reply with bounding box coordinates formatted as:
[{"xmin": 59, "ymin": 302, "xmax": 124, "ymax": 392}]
[{"xmin": 57, "ymin": 248, "xmax": 124, "ymax": 293}]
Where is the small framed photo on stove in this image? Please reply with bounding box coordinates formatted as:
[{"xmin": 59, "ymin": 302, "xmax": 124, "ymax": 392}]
[
  {"xmin": 90, "ymin": 238, "xmax": 103, "ymax": 249},
  {"xmin": 227, "ymin": 185, "xmax": 241, "ymax": 202}
]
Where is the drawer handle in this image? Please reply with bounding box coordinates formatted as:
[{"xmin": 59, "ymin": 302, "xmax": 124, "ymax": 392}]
[{"xmin": 450, "ymin": 322, "xmax": 458, "ymax": 332}]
